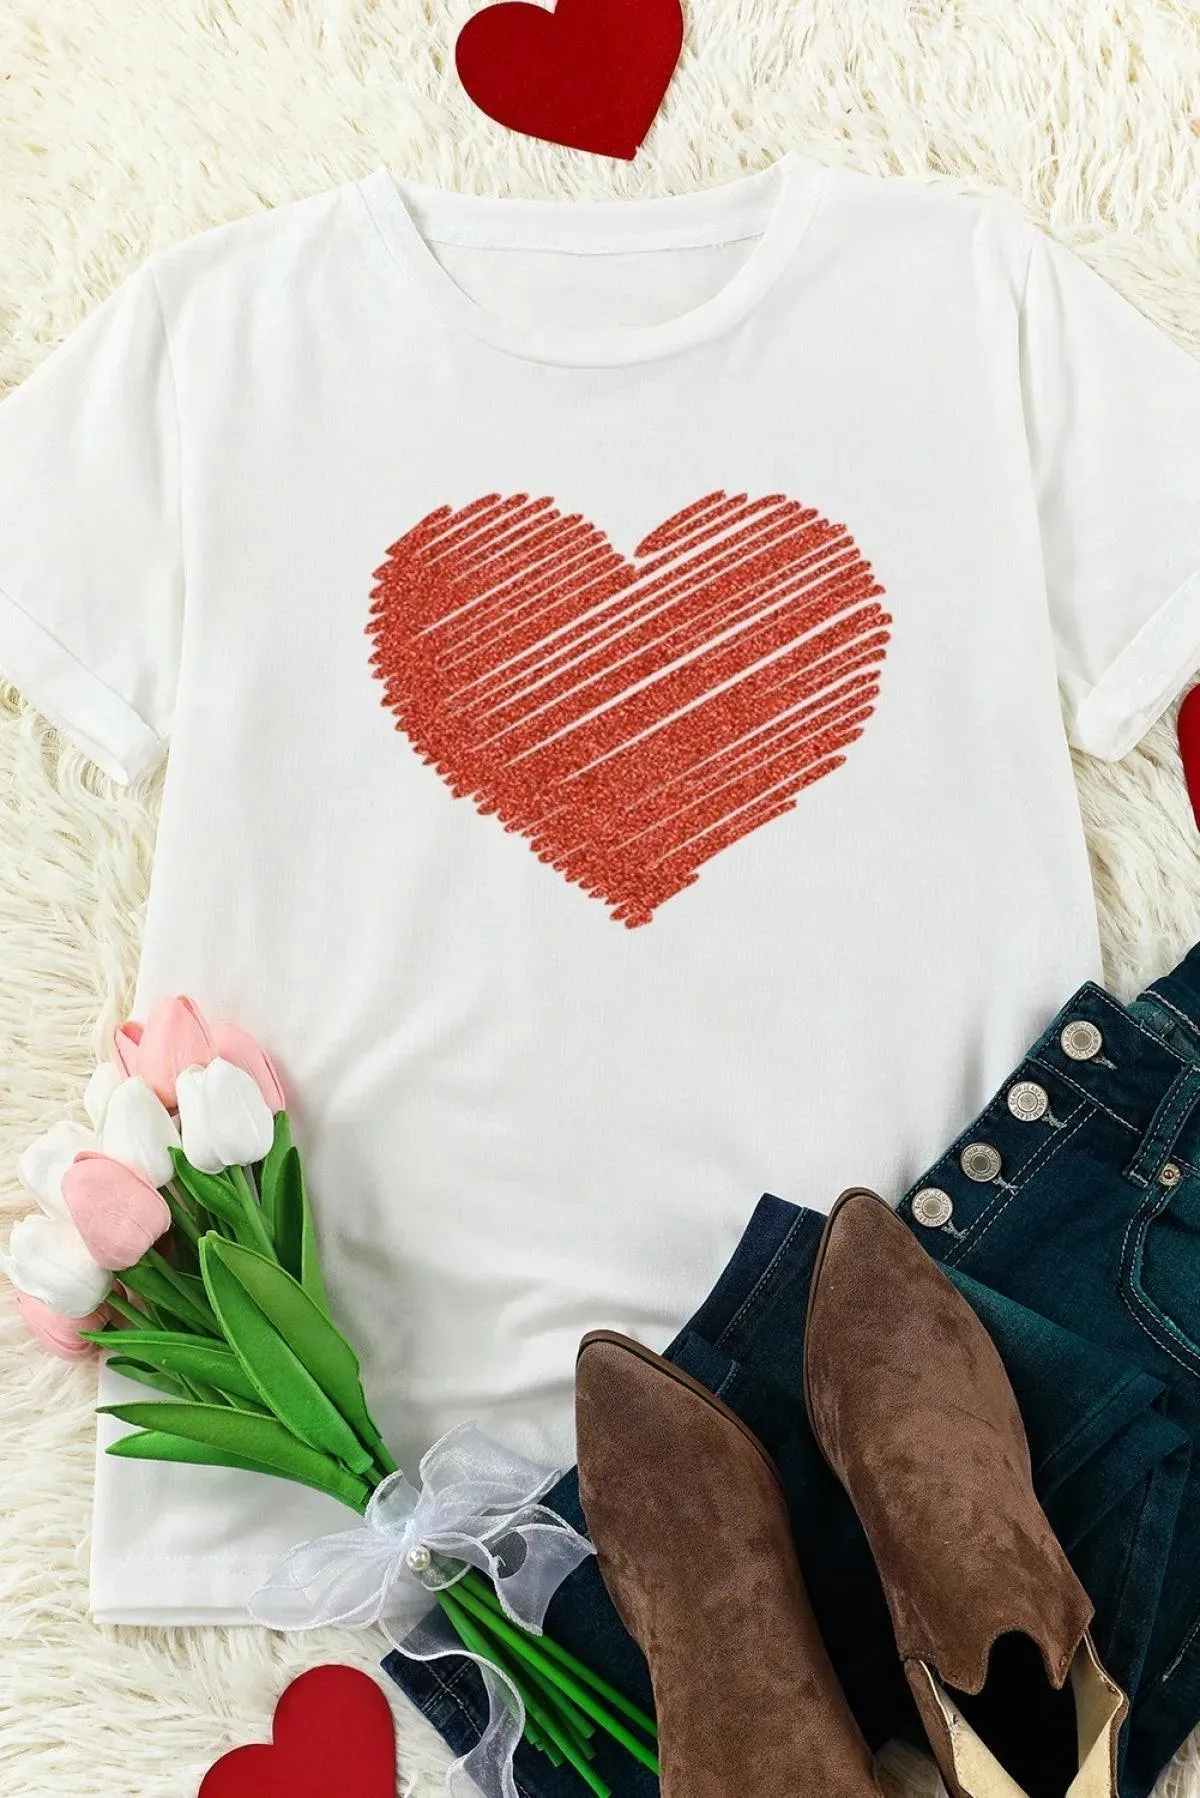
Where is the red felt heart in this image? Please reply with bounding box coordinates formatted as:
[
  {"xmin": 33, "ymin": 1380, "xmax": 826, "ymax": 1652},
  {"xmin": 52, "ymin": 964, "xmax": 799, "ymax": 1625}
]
[
  {"xmin": 1180, "ymin": 683, "xmax": 1200, "ymax": 830},
  {"xmin": 368, "ymin": 491, "xmax": 892, "ymax": 927},
  {"xmin": 455, "ymin": 0, "xmax": 684, "ymax": 160},
  {"xmin": 198, "ymin": 1666, "xmax": 395, "ymax": 1798}
]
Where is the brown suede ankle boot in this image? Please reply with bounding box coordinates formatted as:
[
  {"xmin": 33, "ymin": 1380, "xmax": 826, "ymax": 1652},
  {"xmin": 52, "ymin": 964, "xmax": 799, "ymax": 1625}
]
[
  {"xmin": 576, "ymin": 1329, "xmax": 884, "ymax": 1798},
  {"xmin": 803, "ymin": 1189, "xmax": 1126, "ymax": 1798}
]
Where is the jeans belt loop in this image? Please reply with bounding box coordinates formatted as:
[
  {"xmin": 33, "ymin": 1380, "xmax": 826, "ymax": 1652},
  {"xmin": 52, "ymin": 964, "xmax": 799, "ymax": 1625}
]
[{"xmin": 1124, "ymin": 1064, "xmax": 1200, "ymax": 1188}]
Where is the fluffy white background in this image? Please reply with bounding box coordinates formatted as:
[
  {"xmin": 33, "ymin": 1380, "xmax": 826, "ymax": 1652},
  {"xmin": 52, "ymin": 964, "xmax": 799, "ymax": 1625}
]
[{"xmin": 2, "ymin": 2, "xmax": 1200, "ymax": 1793}]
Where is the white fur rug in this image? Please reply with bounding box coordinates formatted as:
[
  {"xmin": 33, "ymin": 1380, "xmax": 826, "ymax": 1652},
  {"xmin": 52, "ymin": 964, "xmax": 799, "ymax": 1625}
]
[{"xmin": 3, "ymin": 3, "xmax": 1200, "ymax": 1793}]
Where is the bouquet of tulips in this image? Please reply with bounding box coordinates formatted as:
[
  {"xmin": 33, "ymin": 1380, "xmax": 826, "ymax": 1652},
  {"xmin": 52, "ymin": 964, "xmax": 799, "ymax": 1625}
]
[{"xmin": 2, "ymin": 997, "xmax": 657, "ymax": 1798}]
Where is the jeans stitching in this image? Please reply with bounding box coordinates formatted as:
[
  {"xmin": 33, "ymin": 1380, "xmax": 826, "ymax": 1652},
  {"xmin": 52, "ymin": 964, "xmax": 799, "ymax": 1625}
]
[
  {"xmin": 1156, "ymin": 1071, "xmax": 1200, "ymax": 1153},
  {"xmin": 1119, "ymin": 1272, "xmax": 1200, "ymax": 1380},
  {"xmin": 1163, "ymin": 1612, "xmax": 1200, "ymax": 1683},
  {"xmin": 1145, "ymin": 989, "xmax": 1200, "ymax": 1046},
  {"xmin": 944, "ymin": 1108, "xmax": 1091, "ymax": 1267},
  {"xmin": 713, "ymin": 1364, "xmax": 738, "ymax": 1402},
  {"xmin": 714, "ymin": 1212, "xmax": 805, "ymax": 1349},
  {"xmin": 915, "ymin": 1058, "xmax": 1134, "ymax": 1225},
  {"xmin": 1118, "ymin": 1190, "xmax": 1200, "ymax": 1379},
  {"xmin": 1027, "ymin": 1055, "xmax": 1144, "ymax": 1135},
  {"xmin": 1087, "ymin": 985, "xmax": 1191, "ymax": 1057},
  {"xmin": 1125, "ymin": 1069, "xmax": 1200, "ymax": 1186}
]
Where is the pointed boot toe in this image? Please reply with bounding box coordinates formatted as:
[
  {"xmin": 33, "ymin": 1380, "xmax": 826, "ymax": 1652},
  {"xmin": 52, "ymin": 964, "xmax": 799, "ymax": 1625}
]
[
  {"xmin": 804, "ymin": 1190, "xmax": 1127, "ymax": 1798},
  {"xmin": 576, "ymin": 1329, "xmax": 883, "ymax": 1798}
]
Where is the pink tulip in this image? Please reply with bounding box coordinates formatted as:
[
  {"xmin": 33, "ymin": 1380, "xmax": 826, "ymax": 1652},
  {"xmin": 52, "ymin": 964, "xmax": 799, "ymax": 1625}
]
[
  {"xmin": 111, "ymin": 1020, "xmax": 143, "ymax": 1078},
  {"xmin": 213, "ymin": 1021, "xmax": 286, "ymax": 1113},
  {"xmin": 62, "ymin": 1152, "xmax": 171, "ymax": 1271},
  {"xmin": 128, "ymin": 996, "xmax": 215, "ymax": 1109},
  {"xmin": 14, "ymin": 1292, "xmax": 108, "ymax": 1362}
]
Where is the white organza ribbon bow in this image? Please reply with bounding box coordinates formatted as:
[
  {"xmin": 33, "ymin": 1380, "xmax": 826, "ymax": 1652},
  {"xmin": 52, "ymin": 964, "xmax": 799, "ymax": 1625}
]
[{"xmin": 250, "ymin": 1422, "xmax": 595, "ymax": 1798}]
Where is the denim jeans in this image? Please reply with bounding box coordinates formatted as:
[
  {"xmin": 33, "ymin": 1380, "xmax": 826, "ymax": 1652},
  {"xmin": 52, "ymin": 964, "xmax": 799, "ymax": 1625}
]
[{"xmin": 384, "ymin": 946, "xmax": 1200, "ymax": 1798}]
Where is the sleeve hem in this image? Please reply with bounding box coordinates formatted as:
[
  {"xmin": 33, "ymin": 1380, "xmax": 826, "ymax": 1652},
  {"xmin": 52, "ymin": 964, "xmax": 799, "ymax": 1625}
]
[
  {"xmin": 0, "ymin": 579, "xmax": 166, "ymax": 784},
  {"xmin": 1067, "ymin": 562, "xmax": 1200, "ymax": 761}
]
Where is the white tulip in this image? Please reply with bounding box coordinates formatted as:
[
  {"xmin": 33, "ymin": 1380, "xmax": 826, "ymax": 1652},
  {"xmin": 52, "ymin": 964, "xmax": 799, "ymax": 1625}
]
[
  {"xmin": 2, "ymin": 1213, "xmax": 112, "ymax": 1315},
  {"xmin": 17, "ymin": 1120, "xmax": 95, "ymax": 1224},
  {"xmin": 101, "ymin": 1076, "xmax": 181, "ymax": 1188},
  {"xmin": 84, "ymin": 1062, "xmax": 124, "ymax": 1131},
  {"xmin": 176, "ymin": 1059, "xmax": 274, "ymax": 1174}
]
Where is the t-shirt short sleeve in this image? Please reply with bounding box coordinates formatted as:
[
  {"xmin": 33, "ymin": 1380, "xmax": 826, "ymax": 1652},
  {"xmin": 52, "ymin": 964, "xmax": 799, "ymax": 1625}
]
[
  {"xmin": 0, "ymin": 264, "xmax": 182, "ymax": 784},
  {"xmin": 1021, "ymin": 228, "xmax": 1200, "ymax": 761}
]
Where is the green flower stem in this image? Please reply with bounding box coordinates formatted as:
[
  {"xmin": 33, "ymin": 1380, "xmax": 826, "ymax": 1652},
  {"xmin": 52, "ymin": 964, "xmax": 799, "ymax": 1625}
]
[
  {"xmin": 164, "ymin": 1185, "xmax": 202, "ymax": 1248},
  {"xmin": 461, "ymin": 1571, "xmax": 658, "ymax": 1742},
  {"xmin": 455, "ymin": 1595, "xmax": 600, "ymax": 1764},
  {"xmin": 449, "ymin": 1580, "xmax": 660, "ymax": 1775},
  {"xmin": 439, "ymin": 1591, "xmax": 610, "ymax": 1797},
  {"xmin": 469, "ymin": 1622, "xmax": 601, "ymax": 1762},
  {"xmin": 513, "ymin": 1700, "xmax": 554, "ymax": 1765},
  {"xmin": 436, "ymin": 1594, "xmax": 560, "ymax": 1763},
  {"xmin": 143, "ymin": 1250, "xmax": 220, "ymax": 1333},
  {"xmin": 512, "ymin": 1648, "xmax": 600, "ymax": 1751},
  {"xmin": 460, "ymin": 1598, "xmax": 599, "ymax": 1756},
  {"xmin": 364, "ymin": 1439, "xmax": 399, "ymax": 1487},
  {"xmin": 227, "ymin": 1165, "xmax": 276, "ymax": 1260},
  {"xmin": 527, "ymin": 1664, "xmax": 597, "ymax": 1741},
  {"xmin": 173, "ymin": 1236, "xmax": 202, "ymax": 1279},
  {"xmin": 453, "ymin": 1580, "xmax": 613, "ymax": 1746},
  {"xmin": 523, "ymin": 1721, "xmax": 556, "ymax": 1765},
  {"xmin": 104, "ymin": 1292, "xmax": 157, "ymax": 1330},
  {"xmin": 436, "ymin": 1598, "xmax": 553, "ymax": 1759},
  {"xmin": 504, "ymin": 1663, "xmax": 608, "ymax": 1794}
]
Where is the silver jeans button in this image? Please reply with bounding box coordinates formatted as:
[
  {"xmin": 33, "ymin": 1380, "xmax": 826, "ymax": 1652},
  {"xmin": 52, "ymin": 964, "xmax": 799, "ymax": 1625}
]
[
  {"xmin": 1161, "ymin": 1162, "xmax": 1182, "ymax": 1187},
  {"xmin": 911, "ymin": 1187, "xmax": 954, "ymax": 1228},
  {"xmin": 961, "ymin": 1142, "xmax": 1002, "ymax": 1182},
  {"xmin": 1008, "ymin": 1081, "xmax": 1050, "ymax": 1122},
  {"xmin": 1061, "ymin": 1020, "xmax": 1103, "ymax": 1061}
]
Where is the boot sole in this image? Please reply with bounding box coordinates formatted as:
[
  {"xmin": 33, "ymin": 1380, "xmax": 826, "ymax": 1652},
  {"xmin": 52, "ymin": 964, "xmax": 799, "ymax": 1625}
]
[
  {"xmin": 801, "ymin": 1186, "xmax": 891, "ymax": 1465},
  {"xmin": 578, "ymin": 1328, "xmax": 788, "ymax": 1501}
]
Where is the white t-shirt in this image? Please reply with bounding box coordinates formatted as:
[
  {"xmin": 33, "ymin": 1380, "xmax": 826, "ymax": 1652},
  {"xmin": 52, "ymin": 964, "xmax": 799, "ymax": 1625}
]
[{"xmin": 2, "ymin": 155, "xmax": 1199, "ymax": 1624}]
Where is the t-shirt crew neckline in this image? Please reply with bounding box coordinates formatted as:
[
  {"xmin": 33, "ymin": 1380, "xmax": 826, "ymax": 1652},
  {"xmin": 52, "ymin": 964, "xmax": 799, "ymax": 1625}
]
[{"xmin": 356, "ymin": 152, "xmax": 829, "ymax": 369}]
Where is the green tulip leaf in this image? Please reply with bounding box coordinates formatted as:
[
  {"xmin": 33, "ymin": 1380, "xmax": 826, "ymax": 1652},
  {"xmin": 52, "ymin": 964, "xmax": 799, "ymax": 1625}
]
[
  {"xmin": 163, "ymin": 1198, "xmax": 202, "ymax": 1272},
  {"xmin": 170, "ymin": 1268, "xmax": 224, "ymax": 1323},
  {"xmin": 120, "ymin": 1260, "xmax": 216, "ymax": 1336},
  {"xmin": 273, "ymin": 1147, "xmax": 329, "ymax": 1317},
  {"xmin": 148, "ymin": 1254, "xmax": 221, "ymax": 1332},
  {"xmin": 105, "ymin": 1358, "xmax": 195, "ymax": 1402},
  {"xmin": 103, "ymin": 1292, "xmax": 160, "ymax": 1331},
  {"xmin": 84, "ymin": 1329, "xmax": 264, "ymax": 1407},
  {"xmin": 107, "ymin": 1427, "xmax": 318, "ymax": 1486},
  {"xmin": 200, "ymin": 1237, "xmax": 374, "ymax": 1474},
  {"xmin": 170, "ymin": 1150, "xmax": 266, "ymax": 1250},
  {"xmin": 200, "ymin": 1236, "xmax": 393, "ymax": 1475},
  {"xmin": 258, "ymin": 1111, "xmax": 293, "ymax": 1237},
  {"xmin": 169, "ymin": 1150, "xmax": 245, "ymax": 1225},
  {"xmin": 99, "ymin": 1401, "xmax": 371, "ymax": 1510}
]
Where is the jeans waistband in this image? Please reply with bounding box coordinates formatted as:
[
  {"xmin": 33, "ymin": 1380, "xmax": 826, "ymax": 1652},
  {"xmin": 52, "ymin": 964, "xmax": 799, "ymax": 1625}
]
[
  {"xmin": 1028, "ymin": 985, "xmax": 1200, "ymax": 1141},
  {"xmin": 1144, "ymin": 943, "xmax": 1200, "ymax": 1048},
  {"xmin": 898, "ymin": 977, "xmax": 1200, "ymax": 1261}
]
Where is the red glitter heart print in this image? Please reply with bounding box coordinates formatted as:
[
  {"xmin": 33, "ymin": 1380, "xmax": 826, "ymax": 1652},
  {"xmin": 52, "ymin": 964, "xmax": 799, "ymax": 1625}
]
[
  {"xmin": 368, "ymin": 492, "xmax": 892, "ymax": 927},
  {"xmin": 198, "ymin": 1665, "xmax": 395, "ymax": 1798},
  {"xmin": 455, "ymin": 0, "xmax": 684, "ymax": 161}
]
